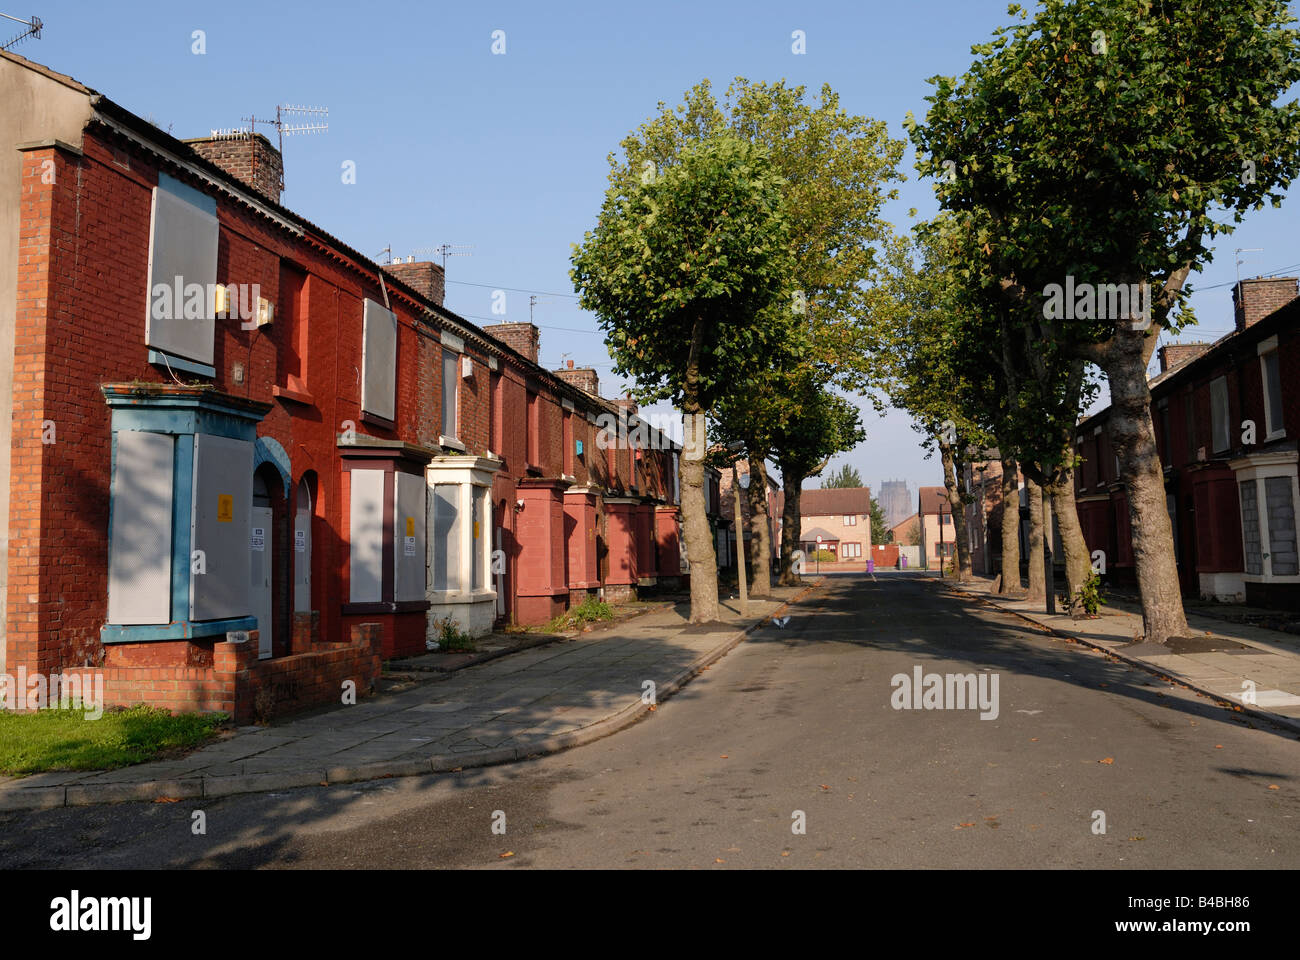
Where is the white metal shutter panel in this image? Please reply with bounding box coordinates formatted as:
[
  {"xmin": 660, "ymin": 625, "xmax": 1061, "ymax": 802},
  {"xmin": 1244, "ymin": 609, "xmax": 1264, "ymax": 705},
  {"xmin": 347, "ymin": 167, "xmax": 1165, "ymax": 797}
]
[
  {"xmin": 145, "ymin": 173, "xmax": 219, "ymax": 366},
  {"xmin": 190, "ymin": 434, "xmax": 254, "ymax": 620},
  {"xmin": 394, "ymin": 471, "xmax": 427, "ymax": 602},
  {"xmin": 349, "ymin": 469, "xmax": 385, "ymax": 602},
  {"xmin": 107, "ymin": 431, "xmax": 175, "ymax": 625},
  {"xmin": 362, "ymin": 298, "xmax": 397, "ymax": 421}
]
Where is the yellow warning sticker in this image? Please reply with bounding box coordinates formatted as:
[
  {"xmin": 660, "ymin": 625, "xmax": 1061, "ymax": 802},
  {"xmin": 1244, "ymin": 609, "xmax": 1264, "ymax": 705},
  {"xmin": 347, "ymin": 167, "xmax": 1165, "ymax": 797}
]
[
  {"xmin": 473, "ymin": 521, "xmax": 480, "ymax": 539},
  {"xmin": 406, "ymin": 516, "xmax": 415, "ymax": 537},
  {"xmin": 217, "ymin": 494, "xmax": 233, "ymax": 523}
]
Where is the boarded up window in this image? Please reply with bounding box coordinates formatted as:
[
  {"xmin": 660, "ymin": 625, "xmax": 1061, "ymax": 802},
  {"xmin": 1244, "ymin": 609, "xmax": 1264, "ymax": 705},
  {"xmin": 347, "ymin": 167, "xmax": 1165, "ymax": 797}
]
[
  {"xmin": 1240, "ymin": 479, "xmax": 1262, "ymax": 575},
  {"xmin": 1263, "ymin": 349, "xmax": 1284, "ymax": 437},
  {"xmin": 441, "ymin": 349, "xmax": 458, "ymax": 438},
  {"xmin": 362, "ymin": 299, "xmax": 397, "ymax": 421},
  {"xmin": 1210, "ymin": 377, "xmax": 1230, "ymax": 453},
  {"xmin": 471, "ymin": 485, "xmax": 487, "ymax": 591},
  {"xmin": 394, "ymin": 472, "xmax": 427, "ymax": 602},
  {"xmin": 107, "ymin": 431, "xmax": 175, "ymax": 625},
  {"xmin": 1265, "ymin": 476, "xmax": 1298, "ymax": 576},
  {"xmin": 145, "ymin": 173, "xmax": 219, "ymax": 365},
  {"xmin": 432, "ymin": 483, "xmax": 462, "ymax": 592},
  {"xmin": 190, "ymin": 434, "xmax": 253, "ymax": 620},
  {"xmin": 349, "ymin": 469, "xmax": 385, "ymax": 602}
]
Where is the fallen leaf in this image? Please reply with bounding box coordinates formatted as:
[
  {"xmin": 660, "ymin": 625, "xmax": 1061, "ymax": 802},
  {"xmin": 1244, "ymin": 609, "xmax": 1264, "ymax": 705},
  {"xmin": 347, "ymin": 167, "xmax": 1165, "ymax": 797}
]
[
  {"xmin": 720, "ymin": 755, "xmax": 729, "ymax": 759},
  {"xmin": 500, "ymin": 851, "xmax": 515, "ymax": 858},
  {"xmin": 319, "ymin": 781, "xmax": 328, "ymax": 786},
  {"xmin": 820, "ymin": 784, "xmax": 830, "ymax": 790},
  {"xmin": 714, "ymin": 858, "xmax": 725, "ymax": 863},
  {"xmin": 1030, "ymin": 738, "xmax": 1039, "ymax": 742},
  {"xmin": 985, "ymin": 816, "xmax": 998, "ymax": 821},
  {"xmin": 781, "ymin": 851, "xmax": 790, "ymax": 857},
  {"xmin": 1215, "ymin": 745, "xmax": 1223, "ymax": 749},
  {"xmin": 955, "ymin": 822, "xmax": 975, "ymax": 829},
  {"xmin": 1099, "ymin": 757, "xmax": 1115, "ymax": 765},
  {"xmin": 648, "ymin": 705, "xmax": 656, "ymax": 711},
  {"xmin": 153, "ymin": 797, "xmax": 180, "ymax": 804},
  {"xmin": 1268, "ymin": 784, "xmax": 1280, "ymax": 790}
]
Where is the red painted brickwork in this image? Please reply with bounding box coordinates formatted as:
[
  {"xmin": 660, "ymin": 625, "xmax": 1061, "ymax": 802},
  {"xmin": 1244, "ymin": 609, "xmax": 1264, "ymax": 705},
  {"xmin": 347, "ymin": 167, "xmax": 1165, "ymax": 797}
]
[
  {"xmin": 57, "ymin": 622, "xmax": 381, "ymax": 722},
  {"xmin": 8, "ymin": 125, "xmax": 434, "ymax": 709}
]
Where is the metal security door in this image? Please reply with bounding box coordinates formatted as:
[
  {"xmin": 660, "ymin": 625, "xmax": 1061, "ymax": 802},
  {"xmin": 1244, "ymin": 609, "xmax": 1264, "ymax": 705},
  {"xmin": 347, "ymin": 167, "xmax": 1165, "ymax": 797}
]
[{"xmin": 251, "ymin": 506, "xmax": 273, "ymax": 658}]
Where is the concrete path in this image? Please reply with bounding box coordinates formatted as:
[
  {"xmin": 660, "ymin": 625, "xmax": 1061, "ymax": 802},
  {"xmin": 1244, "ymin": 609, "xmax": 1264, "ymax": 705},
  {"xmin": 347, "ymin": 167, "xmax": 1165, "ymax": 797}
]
[
  {"xmin": 944, "ymin": 575, "xmax": 1300, "ymax": 733},
  {"xmin": 0, "ymin": 585, "xmax": 815, "ymax": 810}
]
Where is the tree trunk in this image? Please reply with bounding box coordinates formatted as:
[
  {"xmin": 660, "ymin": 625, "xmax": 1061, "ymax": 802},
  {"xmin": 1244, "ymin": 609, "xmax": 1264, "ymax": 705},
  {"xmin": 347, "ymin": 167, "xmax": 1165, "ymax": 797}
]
[
  {"xmin": 1047, "ymin": 464, "xmax": 1091, "ymax": 613},
  {"xmin": 778, "ymin": 471, "xmax": 803, "ymax": 586},
  {"xmin": 1025, "ymin": 477, "xmax": 1045, "ymax": 601},
  {"xmin": 941, "ymin": 442, "xmax": 972, "ymax": 581},
  {"xmin": 998, "ymin": 455, "xmax": 1021, "ymax": 594},
  {"xmin": 746, "ymin": 457, "xmax": 773, "ymax": 597},
  {"xmin": 679, "ymin": 410, "xmax": 719, "ymax": 622},
  {"xmin": 1103, "ymin": 337, "xmax": 1189, "ymax": 643}
]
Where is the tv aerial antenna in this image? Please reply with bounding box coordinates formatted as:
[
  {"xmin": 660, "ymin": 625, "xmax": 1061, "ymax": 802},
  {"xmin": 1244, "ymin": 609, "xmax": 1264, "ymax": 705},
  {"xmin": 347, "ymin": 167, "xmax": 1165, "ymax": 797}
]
[
  {"xmin": 412, "ymin": 244, "xmax": 473, "ymax": 271},
  {"xmin": 1, "ymin": 11, "xmax": 42, "ymax": 50},
  {"xmin": 222, "ymin": 103, "xmax": 328, "ymax": 195},
  {"xmin": 529, "ymin": 294, "xmax": 562, "ymax": 323}
]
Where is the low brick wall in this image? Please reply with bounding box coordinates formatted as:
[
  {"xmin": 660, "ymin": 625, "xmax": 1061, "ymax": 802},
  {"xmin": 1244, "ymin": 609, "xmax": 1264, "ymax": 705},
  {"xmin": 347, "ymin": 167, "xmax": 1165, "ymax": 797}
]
[{"xmin": 58, "ymin": 623, "xmax": 383, "ymax": 724}]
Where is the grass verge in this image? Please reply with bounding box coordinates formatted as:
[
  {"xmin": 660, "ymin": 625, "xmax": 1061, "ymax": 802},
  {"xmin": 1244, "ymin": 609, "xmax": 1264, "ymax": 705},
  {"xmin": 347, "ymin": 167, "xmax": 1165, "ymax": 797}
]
[{"xmin": 0, "ymin": 705, "xmax": 227, "ymax": 776}]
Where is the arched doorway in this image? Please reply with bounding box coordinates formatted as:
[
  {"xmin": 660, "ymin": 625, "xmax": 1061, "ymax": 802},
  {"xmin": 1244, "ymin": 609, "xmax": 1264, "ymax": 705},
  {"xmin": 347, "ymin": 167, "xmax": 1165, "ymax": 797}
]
[{"xmin": 251, "ymin": 471, "xmax": 275, "ymax": 658}]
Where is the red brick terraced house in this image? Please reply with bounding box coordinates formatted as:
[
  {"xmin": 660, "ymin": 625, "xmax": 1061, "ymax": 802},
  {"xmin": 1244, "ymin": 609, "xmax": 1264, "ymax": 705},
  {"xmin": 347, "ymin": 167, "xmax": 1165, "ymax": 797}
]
[
  {"xmin": 0, "ymin": 51, "xmax": 684, "ymax": 721},
  {"xmin": 1074, "ymin": 277, "xmax": 1300, "ymax": 608}
]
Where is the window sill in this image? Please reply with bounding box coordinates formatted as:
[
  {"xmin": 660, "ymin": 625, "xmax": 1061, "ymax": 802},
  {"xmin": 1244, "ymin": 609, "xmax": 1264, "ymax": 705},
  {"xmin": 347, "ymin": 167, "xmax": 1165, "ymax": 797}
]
[
  {"xmin": 427, "ymin": 588, "xmax": 497, "ymax": 604},
  {"xmin": 439, "ymin": 435, "xmax": 467, "ymax": 452},
  {"xmin": 273, "ymin": 385, "xmax": 314, "ymax": 405},
  {"xmin": 148, "ymin": 349, "xmax": 214, "ymax": 379},
  {"xmin": 362, "ymin": 411, "xmax": 396, "ymax": 431}
]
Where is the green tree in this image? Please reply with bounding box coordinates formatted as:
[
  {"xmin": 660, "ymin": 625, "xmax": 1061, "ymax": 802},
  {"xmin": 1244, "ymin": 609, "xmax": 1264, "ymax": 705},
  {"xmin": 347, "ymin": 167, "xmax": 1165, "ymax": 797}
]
[
  {"xmin": 824, "ymin": 464, "xmax": 863, "ymax": 489},
  {"xmin": 571, "ymin": 135, "xmax": 794, "ymax": 622},
  {"xmin": 908, "ymin": 0, "xmax": 1300, "ymax": 641},
  {"xmin": 770, "ymin": 377, "xmax": 866, "ymax": 584},
  {"xmin": 601, "ymin": 77, "xmax": 902, "ymax": 603},
  {"xmin": 869, "ymin": 497, "xmax": 891, "ymax": 545}
]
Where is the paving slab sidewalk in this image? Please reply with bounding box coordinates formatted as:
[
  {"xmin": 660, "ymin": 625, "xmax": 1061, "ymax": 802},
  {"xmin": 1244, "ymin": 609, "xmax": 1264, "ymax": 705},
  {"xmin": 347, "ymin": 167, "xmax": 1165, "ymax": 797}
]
[
  {"xmin": 0, "ymin": 584, "xmax": 817, "ymax": 811},
  {"xmin": 940, "ymin": 575, "xmax": 1300, "ymax": 735}
]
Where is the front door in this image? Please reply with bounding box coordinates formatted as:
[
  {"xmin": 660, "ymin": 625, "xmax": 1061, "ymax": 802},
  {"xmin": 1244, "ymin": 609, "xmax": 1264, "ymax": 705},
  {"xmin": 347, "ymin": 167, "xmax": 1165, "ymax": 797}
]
[{"xmin": 251, "ymin": 505, "xmax": 273, "ymax": 658}]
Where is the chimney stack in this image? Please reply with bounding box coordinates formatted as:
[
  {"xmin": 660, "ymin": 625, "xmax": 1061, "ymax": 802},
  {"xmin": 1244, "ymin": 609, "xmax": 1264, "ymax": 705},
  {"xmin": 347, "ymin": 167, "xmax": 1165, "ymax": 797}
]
[
  {"xmin": 1158, "ymin": 342, "xmax": 1211, "ymax": 373},
  {"xmin": 382, "ymin": 259, "xmax": 446, "ymax": 307},
  {"xmin": 185, "ymin": 131, "xmax": 283, "ymax": 203},
  {"xmin": 484, "ymin": 322, "xmax": 540, "ymax": 363},
  {"xmin": 554, "ymin": 364, "xmax": 599, "ymax": 397},
  {"xmin": 1233, "ymin": 276, "xmax": 1299, "ymax": 331}
]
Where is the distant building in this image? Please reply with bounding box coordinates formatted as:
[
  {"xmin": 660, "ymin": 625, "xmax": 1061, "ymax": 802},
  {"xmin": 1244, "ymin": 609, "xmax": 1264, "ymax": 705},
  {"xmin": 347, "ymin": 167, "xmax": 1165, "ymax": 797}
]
[
  {"xmin": 776, "ymin": 487, "xmax": 873, "ymax": 561},
  {"xmin": 878, "ymin": 479, "xmax": 913, "ymax": 530},
  {"xmin": 918, "ymin": 486, "xmax": 954, "ymax": 569}
]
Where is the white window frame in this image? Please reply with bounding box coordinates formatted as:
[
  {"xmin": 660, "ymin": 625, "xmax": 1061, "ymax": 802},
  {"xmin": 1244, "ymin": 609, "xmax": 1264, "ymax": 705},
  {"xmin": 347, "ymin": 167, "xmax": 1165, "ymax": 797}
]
[
  {"xmin": 426, "ymin": 459, "xmax": 497, "ymax": 604},
  {"xmin": 1258, "ymin": 336, "xmax": 1286, "ymax": 442},
  {"xmin": 843, "ymin": 514, "xmax": 856, "ymax": 526},
  {"xmin": 440, "ymin": 347, "xmax": 460, "ymax": 446}
]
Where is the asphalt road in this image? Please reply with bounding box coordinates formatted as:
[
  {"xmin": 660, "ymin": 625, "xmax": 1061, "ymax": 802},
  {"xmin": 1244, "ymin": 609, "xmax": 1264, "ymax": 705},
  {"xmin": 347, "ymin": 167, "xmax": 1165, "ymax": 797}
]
[{"xmin": 3, "ymin": 573, "xmax": 1297, "ymax": 869}]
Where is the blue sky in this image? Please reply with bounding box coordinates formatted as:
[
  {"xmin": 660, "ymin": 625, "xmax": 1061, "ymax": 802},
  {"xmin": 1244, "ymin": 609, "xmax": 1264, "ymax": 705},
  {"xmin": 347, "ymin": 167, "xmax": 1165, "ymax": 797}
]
[{"xmin": 16, "ymin": 0, "xmax": 1299, "ymax": 506}]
